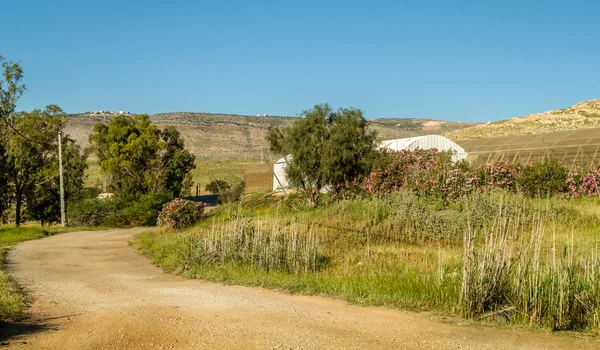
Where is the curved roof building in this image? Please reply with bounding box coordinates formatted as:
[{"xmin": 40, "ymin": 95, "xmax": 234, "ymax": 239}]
[{"xmin": 380, "ymin": 135, "xmax": 468, "ymax": 162}]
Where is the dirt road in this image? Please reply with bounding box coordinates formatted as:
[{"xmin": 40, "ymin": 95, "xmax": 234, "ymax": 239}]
[{"xmin": 1, "ymin": 228, "xmax": 597, "ymax": 349}]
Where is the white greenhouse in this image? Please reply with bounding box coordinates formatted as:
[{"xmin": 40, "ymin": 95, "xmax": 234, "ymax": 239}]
[{"xmin": 379, "ymin": 135, "xmax": 467, "ymax": 162}]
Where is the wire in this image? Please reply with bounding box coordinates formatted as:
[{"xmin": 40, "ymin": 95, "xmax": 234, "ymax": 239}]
[{"xmin": 0, "ymin": 112, "xmax": 45, "ymax": 145}]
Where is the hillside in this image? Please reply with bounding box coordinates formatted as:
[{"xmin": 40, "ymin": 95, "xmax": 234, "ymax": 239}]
[
  {"xmin": 65, "ymin": 112, "xmax": 477, "ymax": 160},
  {"xmin": 444, "ymin": 98, "xmax": 600, "ymax": 140}
]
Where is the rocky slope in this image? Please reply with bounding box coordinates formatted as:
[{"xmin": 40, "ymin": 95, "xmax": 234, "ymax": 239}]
[
  {"xmin": 444, "ymin": 98, "xmax": 600, "ymax": 140},
  {"xmin": 65, "ymin": 112, "xmax": 476, "ymax": 160}
]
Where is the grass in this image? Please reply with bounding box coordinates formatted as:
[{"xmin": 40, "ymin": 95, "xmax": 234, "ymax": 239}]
[
  {"xmin": 135, "ymin": 190, "xmax": 600, "ymax": 333},
  {"xmin": 0, "ymin": 224, "xmax": 99, "ymax": 321},
  {"xmin": 85, "ymin": 159, "xmax": 260, "ymax": 194}
]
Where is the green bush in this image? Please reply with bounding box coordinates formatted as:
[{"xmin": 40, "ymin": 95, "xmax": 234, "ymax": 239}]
[
  {"xmin": 518, "ymin": 157, "xmax": 568, "ymax": 198},
  {"xmin": 67, "ymin": 198, "xmax": 116, "ymax": 227},
  {"xmin": 105, "ymin": 191, "xmax": 173, "ymax": 226},
  {"xmin": 218, "ymin": 181, "xmax": 246, "ymax": 204},
  {"xmin": 67, "ymin": 191, "xmax": 172, "ymax": 227},
  {"xmin": 205, "ymin": 179, "xmax": 230, "ymax": 194}
]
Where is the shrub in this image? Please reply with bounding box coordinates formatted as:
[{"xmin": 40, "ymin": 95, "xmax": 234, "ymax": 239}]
[
  {"xmin": 205, "ymin": 179, "xmax": 230, "ymax": 194},
  {"xmin": 218, "ymin": 181, "xmax": 246, "ymax": 204},
  {"xmin": 67, "ymin": 191, "xmax": 172, "ymax": 227},
  {"xmin": 517, "ymin": 157, "xmax": 568, "ymax": 198},
  {"xmin": 105, "ymin": 191, "xmax": 173, "ymax": 226},
  {"xmin": 157, "ymin": 198, "xmax": 205, "ymax": 229},
  {"xmin": 67, "ymin": 198, "xmax": 116, "ymax": 227}
]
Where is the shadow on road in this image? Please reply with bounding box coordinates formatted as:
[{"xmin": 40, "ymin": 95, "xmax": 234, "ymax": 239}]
[{"xmin": 0, "ymin": 313, "xmax": 81, "ymax": 345}]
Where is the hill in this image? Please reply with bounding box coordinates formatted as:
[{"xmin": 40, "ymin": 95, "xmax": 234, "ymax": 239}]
[
  {"xmin": 65, "ymin": 112, "xmax": 477, "ymax": 160},
  {"xmin": 444, "ymin": 98, "xmax": 600, "ymax": 140}
]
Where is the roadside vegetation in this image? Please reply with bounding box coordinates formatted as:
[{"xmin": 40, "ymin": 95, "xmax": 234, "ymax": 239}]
[
  {"xmin": 137, "ymin": 106, "xmax": 600, "ymax": 334},
  {"xmin": 138, "ymin": 186, "xmax": 600, "ymax": 333}
]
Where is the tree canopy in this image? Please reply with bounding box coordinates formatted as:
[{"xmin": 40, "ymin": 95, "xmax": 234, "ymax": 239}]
[
  {"xmin": 0, "ymin": 55, "xmax": 26, "ymax": 219},
  {"xmin": 87, "ymin": 114, "xmax": 195, "ymax": 197},
  {"xmin": 267, "ymin": 103, "xmax": 379, "ymax": 207},
  {"xmin": 5, "ymin": 105, "xmax": 87, "ymax": 225},
  {"xmin": 1, "ymin": 57, "xmax": 87, "ymax": 226}
]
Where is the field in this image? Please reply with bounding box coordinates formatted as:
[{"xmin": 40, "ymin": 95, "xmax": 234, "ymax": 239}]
[
  {"xmin": 136, "ymin": 190, "xmax": 600, "ymax": 333},
  {"xmin": 85, "ymin": 159, "xmax": 260, "ymax": 194}
]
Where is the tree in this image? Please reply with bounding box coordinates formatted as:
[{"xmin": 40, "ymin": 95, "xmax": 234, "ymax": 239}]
[
  {"xmin": 160, "ymin": 126, "xmax": 196, "ymax": 197},
  {"xmin": 205, "ymin": 179, "xmax": 230, "ymax": 194},
  {"xmin": 0, "ymin": 56, "xmax": 26, "ymax": 221},
  {"xmin": 6, "ymin": 105, "xmax": 87, "ymax": 226},
  {"xmin": 267, "ymin": 104, "xmax": 378, "ymax": 207},
  {"xmin": 26, "ymin": 135, "xmax": 87, "ymax": 225},
  {"xmin": 87, "ymin": 115, "xmax": 196, "ymax": 197}
]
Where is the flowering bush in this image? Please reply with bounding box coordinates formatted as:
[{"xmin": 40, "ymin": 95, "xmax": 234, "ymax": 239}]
[
  {"xmin": 357, "ymin": 148, "xmax": 454, "ymax": 197},
  {"xmin": 567, "ymin": 167, "xmax": 600, "ymax": 198},
  {"xmin": 472, "ymin": 161, "xmax": 520, "ymax": 191},
  {"xmin": 157, "ymin": 198, "xmax": 205, "ymax": 229},
  {"xmin": 334, "ymin": 148, "xmax": 600, "ymax": 203}
]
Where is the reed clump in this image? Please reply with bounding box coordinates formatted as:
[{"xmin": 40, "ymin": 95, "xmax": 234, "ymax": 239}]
[
  {"xmin": 176, "ymin": 216, "xmax": 322, "ymax": 274},
  {"xmin": 461, "ymin": 197, "xmax": 600, "ymax": 331}
]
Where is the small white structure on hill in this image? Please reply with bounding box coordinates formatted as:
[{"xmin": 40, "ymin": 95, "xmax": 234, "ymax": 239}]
[
  {"xmin": 379, "ymin": 135, "xmax": 467, "ymax": 162},
  {"xmin": 273, "ymin": 135, "xmax": 467, "ymax": 192}
]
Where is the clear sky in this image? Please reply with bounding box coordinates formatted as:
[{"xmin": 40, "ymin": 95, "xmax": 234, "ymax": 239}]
[{"xmin": 2, "ymin": 0, "xmax": 599, "ymax": 121}]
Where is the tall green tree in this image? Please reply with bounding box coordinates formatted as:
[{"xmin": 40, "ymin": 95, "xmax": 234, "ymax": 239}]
[
  {"xmin": 26, "ymin": 135, "xmax": 87, "ymax": 225},
  {"xmin": 7, "ymin": 105, "xmax": 87, "ymax": 226},
  {"xmin": 0, "ymin": 56, "xmax": 26, "ymax": 221},
  {"xmin": 267, "ymin": 104, "xmax": 378, "ymax": 207},
  {"xmin": 88, "ymin": 115, "xmax": 195, "ymax": 197}
]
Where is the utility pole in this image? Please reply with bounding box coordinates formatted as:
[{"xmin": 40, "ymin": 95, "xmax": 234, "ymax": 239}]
[{"xmin": 58, "ymin": 132, "xmax": 65, "ymax": 227}]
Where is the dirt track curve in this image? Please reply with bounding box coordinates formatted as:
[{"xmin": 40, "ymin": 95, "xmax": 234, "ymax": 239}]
[{"xmin": 1, "ymin": 228, "xmax": 597, "ymax": 349}]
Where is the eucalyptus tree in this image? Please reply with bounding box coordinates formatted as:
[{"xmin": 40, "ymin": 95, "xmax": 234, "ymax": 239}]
[
  {"xmin": 7, "ymin": 105, "xmax": 87, "ymax": 226},
  {"xmin": 0, "ymin": 55, "xmax": 26, "ymax": 221},
  {"xmin": 88, "ymin": 115, "xmax": 195, "ymax": 197}
]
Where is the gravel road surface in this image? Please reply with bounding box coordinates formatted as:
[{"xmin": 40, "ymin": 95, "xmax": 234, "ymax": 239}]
[{"xmin": 1, "ymin": 228, "xmax": 597, "ymax": 349}]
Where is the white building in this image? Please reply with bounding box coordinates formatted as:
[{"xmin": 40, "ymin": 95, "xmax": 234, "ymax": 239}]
[
  {"xmin": 379, "ymin": 135, "xmax": 467, "ymax": 162},
  {"xmin": 273, "ymin": 156, "xmax": 291, "ymax": 192}
]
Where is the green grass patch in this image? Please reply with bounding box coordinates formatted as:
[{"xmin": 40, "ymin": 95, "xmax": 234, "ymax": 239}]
[{"xmin": 135, "ymin": 191, "xmax": 600, "ymax": 333}]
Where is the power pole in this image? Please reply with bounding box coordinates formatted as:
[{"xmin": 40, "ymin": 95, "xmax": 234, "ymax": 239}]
[{"xmin": 58, "ymin": 132, "xmax": 65, "ymax": 227}]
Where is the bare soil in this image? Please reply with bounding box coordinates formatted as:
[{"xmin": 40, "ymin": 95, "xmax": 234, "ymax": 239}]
[{"xmin": 1, "ymin": 228, "xmax": 597, "ymax": 349}]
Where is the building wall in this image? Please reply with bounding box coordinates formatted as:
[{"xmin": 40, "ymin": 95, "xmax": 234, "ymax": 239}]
[{"xmin": 243, "ymin": 164, "xmax": 274, "ymax": 193}]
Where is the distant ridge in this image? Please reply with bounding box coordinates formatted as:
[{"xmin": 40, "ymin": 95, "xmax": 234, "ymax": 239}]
[
  {"xmin": 445, "ymin": 98, "xmax": 600, "ymax": 140},
  {"xmin": 65, "ymin": 111, "xmax": 477, "ymax": 160}
]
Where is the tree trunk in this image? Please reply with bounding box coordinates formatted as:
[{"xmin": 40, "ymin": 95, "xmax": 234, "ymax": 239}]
[
  {"xmin": 305, "ymin": 189, "xmax": 319, "ymax": 209},
  {"xmin": 15, "ymin": 190, "xmax": 22, "ymax": 227}
]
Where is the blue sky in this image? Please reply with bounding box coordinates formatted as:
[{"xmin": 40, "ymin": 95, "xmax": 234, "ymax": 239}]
[{"xmin": 2, "ymin": 0, "xmax": 599, "ymax": 121}]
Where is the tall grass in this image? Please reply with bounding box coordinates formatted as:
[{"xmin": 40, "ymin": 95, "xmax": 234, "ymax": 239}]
[
  {"xmin": 176, "ymin": 216, "xmax": 322, "ymax": 274},
  {"xmin": 137, "ymin": 190, "xmax": 600, "ymax": 332},
  {"xmin": 460, "ymin": 197, "xmax": 600, "ymax": 331}
]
